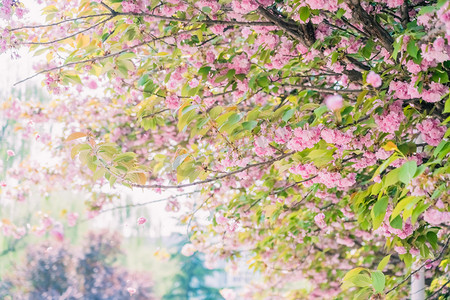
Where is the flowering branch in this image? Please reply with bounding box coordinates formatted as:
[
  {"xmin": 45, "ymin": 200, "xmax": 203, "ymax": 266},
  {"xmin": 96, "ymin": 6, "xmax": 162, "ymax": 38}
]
[
  {"xmin": 132, "ymin": 152, "xmax": 294, "ymax": 189},
  {"xmin": 14, "ymin": 28, "xmax": 200, "ymax": 85},
  {"xmin": 22, "ymin": 15, "xmax": 114, "ymax": 45},
  {"xmin": 84, "ymin": 191, "xmax": 196, "ymax": 221}
]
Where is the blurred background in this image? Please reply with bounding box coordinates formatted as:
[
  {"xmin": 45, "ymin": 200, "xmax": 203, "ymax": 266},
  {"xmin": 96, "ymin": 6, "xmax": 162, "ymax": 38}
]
[{"xmin": 0, "ymin": 1, "xmax": 253, "ymax": 299}]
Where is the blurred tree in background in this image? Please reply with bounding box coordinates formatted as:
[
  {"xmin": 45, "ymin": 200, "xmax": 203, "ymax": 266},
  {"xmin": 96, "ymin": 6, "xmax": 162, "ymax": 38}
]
[
  {"xmin": 163, "ymin": 239, "xmax": 224, "ymax": 300},
  {"xmin": 0, "ymin": 230, "xmax": 156, "ymax": 300}
]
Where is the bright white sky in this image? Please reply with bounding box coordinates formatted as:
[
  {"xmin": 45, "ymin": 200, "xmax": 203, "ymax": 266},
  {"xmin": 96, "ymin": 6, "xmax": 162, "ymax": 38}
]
[{"xmin": 0, "ymin": 0, "xmax": 188, "ymax": 237}]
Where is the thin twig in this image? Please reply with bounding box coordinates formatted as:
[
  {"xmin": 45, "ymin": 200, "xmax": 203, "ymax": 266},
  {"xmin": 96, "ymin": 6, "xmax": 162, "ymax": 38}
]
[
  {"xmin": 133, "ymin": 151, "xmax": 294, "ymax": 189},
  {"xmin": 142, "ymin": 108, "xmax": 170, "ymax": 119},
  {"xmin": 81, "ymin": 191, "xmax": 196, "ymax": 223},
  {"xmin": 386, "ymin": 237, "xmax": 450, "ymax": 294},
  {"xmin": 186, "ymin": 195, "xmax": 212, "ymax": 239},
  {"xmin": 14, "ymin": 28, "xmax": 200, "ymax": 85},
  {"xmin": 8, "ymin": 13, "xmax": 113, "ymax": 31},
  {"xmin": 285, "ymin": 84, "xmax": 363, "ymax": 94},
  {"xmin": 22, "ymin": 16, "xmax": 113, "ymax": 45},
  {"xmin": 427, "ymin": 279, "xmax": 450, "ymax": 299}
]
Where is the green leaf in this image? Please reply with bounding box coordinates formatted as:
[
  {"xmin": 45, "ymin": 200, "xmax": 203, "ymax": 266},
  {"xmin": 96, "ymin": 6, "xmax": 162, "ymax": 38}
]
[
  {"xmin": 391, "ymin": 196, "xmax": 420, "ymax": 220},
  {"xmin": 427, "ymin": 231, "xmax": 438, "ymax": 250},
  {"xmin": 342, "ymin": 267, "xmax": 366, "ymax": 282},
  {"xmin": 226, "ymin": 69, "xmax": 236, "ymax": 79},
  {"xmin": 362, "ymin": 39, "xmax": 375, "ymax": 59},
  {"xmin": 390, "ymin": 215, "xmax": 403, "ymax": 229},
  {"xmin": 433, "ymin": 141, "xmax": 448, "ymax": 157},
  {"xmin": 70, "ymin": 143, "xmax": 91, "ymax": 159},
  {"xmin": 173, "ymin": 153, "xmax": 190, "ymax": 170},
  {"xmin": 377, "ymin": 255, "xmax": 391, "ymax": 271},
  {"xmin": 144, "ymin": 80, "xmax": 158, "ymax": 94},
  {"xmin": 256, "ymin": 76, "xmax": 270, "ymax": 88},
  {"xmin": 201, "ymin": 6, "xmax": 211, "ymax": 13},
  {"xmin": 336, "ymin": 8, "xmax": 345, "ymax": 18},
  {"xmin": 371, "ymin": 196, "xmax": 388, "ymax": 229},
  {"xmin": 445, "ymin": 97, "xmax": 450, "ymax": 113},
  {"xmin": 351, "ymin": 274, "xmax": 372, "ymax": 287},
  {"xmin": 412, "ymin": 202, "xmax": 430, "ymax": 224},
  {"xmin": 371, "ymin": 271, "xmax": 385, "ymax": 293},
  {"xmin": 407, "ymin": 41, "xmax": 419, "ymax": 58},
  {"xmin": 383, "ymin": 168, "xmax": 400, "ymax": 188},
  {"xmin": 314, "ymin": 105, "xmax": 328, "ymax": 118},
  {"xmin": 399, "ymin": 161, "xmax": 417, "ymax": 184},
  {"xmin": 242, "ymin": 120, "xmax": 257, "ymax": 131},
  {"xmin": 331, "ymin": 51, "xmax": 339, "ymax": 64},
  {"xmin": 198, "ymin": 66, "xmax": 211, "ymax": 80},
  {"xmin": 398, "ymin": 142, "xmax": 417, "ymax": 156},
  {"xmin": 392, "ymin": 36, "xmax": 403, "ymax": 60},
  {"xmin": 93, "ymin": 167, "xmax": 106, "ymax": 181},
  {"xmin": 432, "ymin": 69, "xmax": 449, "ymax": 83},
  {"xmin": 113, "ymin": 152, "xmax": 136, "ymax": 163},
  {"xmin": 373, "ymin": 154, "xmax": 399, "ymax": 178},
  {"xmin": 137, "ymin": 74, "xmax": 149, "ymax": 86},
  {"xmin": 299, "ymin": 6, "xmax": 310, "ymax": 22},
  {"xmin": 208, "ymin": 106, "xmax": 223, "ymax": 120},
  {"xmin": 282, "ymin": 108, "xmax": 295, "ymax": 122},
  {"xmin": 225, "ymin": 113, "xmax": 241, "ymax": 126}
]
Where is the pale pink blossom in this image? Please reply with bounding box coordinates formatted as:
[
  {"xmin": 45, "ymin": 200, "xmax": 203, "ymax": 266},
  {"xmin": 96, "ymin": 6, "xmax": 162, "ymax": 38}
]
[
  {"xmin": 394, "ymin": 245, "xmax": 407, "ymax": 255},
  {"xmin": 86, "ymin": 79, "xmax": 98, "ymax": 89},
  {"xmin": 181, "ymin": 243, "xmax": 196, "ymax": 256},
  {"xmin": 374, "ymin": 101, "xmax": 405, "ymax": 133},
  {"xmin": 67, "ymin": 212, "xmax": 78, "ymax": 227},
  {"xmin": 220, "ymin": 288, "xmax": 236, "ymax": 300},
  {"xmin": 366, "ymin": 71, "xmax": 382, "ymax": 87},
  {"xmin": 137, "ymin": 217, "xmax": 147, "ymax": 225},
  {"xmin": 314, "ymin": 213, "xmax": 327, "ymax": 229},
  {"xmin": 274, "ymin": 126, "xmax": 291, "ymax": 144},
  {"xmin": 417, "ymin": 118, "xmax": 446, "ymax": 146},
  {"xmin": 127, "ymin": 287, "xmax": 137, "ymax": 296},
  {"xmin": 324, "ymin": 94, "xmax": 343, "ymax": 111},
  {"xmin": 166, "ymin": 95, "xmax": 180, "ymax": 109},
  {"xmin": 410, "ymin": 248, "xmax": 420, "ymax": 256}
]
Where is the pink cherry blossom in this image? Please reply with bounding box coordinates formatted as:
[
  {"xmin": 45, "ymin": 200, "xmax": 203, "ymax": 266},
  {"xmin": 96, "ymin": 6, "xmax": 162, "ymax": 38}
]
[
  {"xmin": 86, "ymin": 79, "xmax": 98, "ymax": 89},
  {"xmin": 165, "ymin": 95, "xmax": 180, "ymax": 109},
  {"xmin": 50, "ymin": 229, "xmax": 64, "ymax": 242},
  {"xmin": 287, "ymin": 125, "xmax": 321, "ymax": 152},
  {"xmin": 274, "ymin": 126, "xmax": 291, "ymax": 144},
  {"xmin": 181, "ymin": 243, "xmax": 196, "ymax": 256},
  {"xmin": 394, "ymin": 245, "xmax": 407, "ymax": 255},
  {"xmin": 7, "ymin": 150, "xmax": 15, "ymax": 157},
  {"xmin": 127, "ymin": 287, "xmax": 137, "ymax": 296},
  {"xmin": 220, "ymin": 288, "xmax": 237, "ymax": 300},
  {"xmin": 417, "ymin": 118, "xmax": 446, "ymax": 146},
  {"xmin": 324, "ymin": 94, "xmax": 343, "ymax": 111},
  {"xmin": 67, "ymin": 212, "xmax": 78, "ymax": 227},
  {"xmin": 366, "ymin": 71, "xmax": 382, "ymax": 87},
  {"xmin": 374, "ymin": 100, "xmax": 405, "ymax": 133},
  {"xmin": 314, "ymin": 213, "xmax": 327, "ymax": 229},
  {"xmin": 409, "ymin": 248, "xmax": 420, "ymax": 256},
  {"xmin": 137, "ymin": 217, "xmax": 147, "ymax": 225}
]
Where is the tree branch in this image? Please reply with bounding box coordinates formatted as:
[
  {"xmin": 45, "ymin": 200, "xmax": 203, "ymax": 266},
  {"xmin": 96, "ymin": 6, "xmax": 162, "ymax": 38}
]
[
  {"xmin": 132, "ymin": 151, "xmax": 294, "ymax": 189},
  {"xmin": 7, "ymin": 13, "xmax": 113, "ymax": 31},
  {"xmin": 142, "ymin": 108, "xmax": 170, "ymax": 119},
  {"xmin": 80, "ymin": 191, "xmax": 197, "ymax": 223},
  {"xmin": 14, "ymin": 28, "xmax": 200, "ymax": 85},
  {"xmin": 346, "ymin": 0, "xmax": 394, "ymax": 53},
  {"xmin": 22, "ymin": 16, "xmax": 114, "ymax": 46},
  {"xmin": 427, "ymin": 279, "xmax": 450, "ymax": 299},
  {"xmin": 284, "ymin": 84, "xmax": 363, "ymax": 94},
  {"xmin": 385, "ymin": 236, "xmax": 450, "ymax": 294}
]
